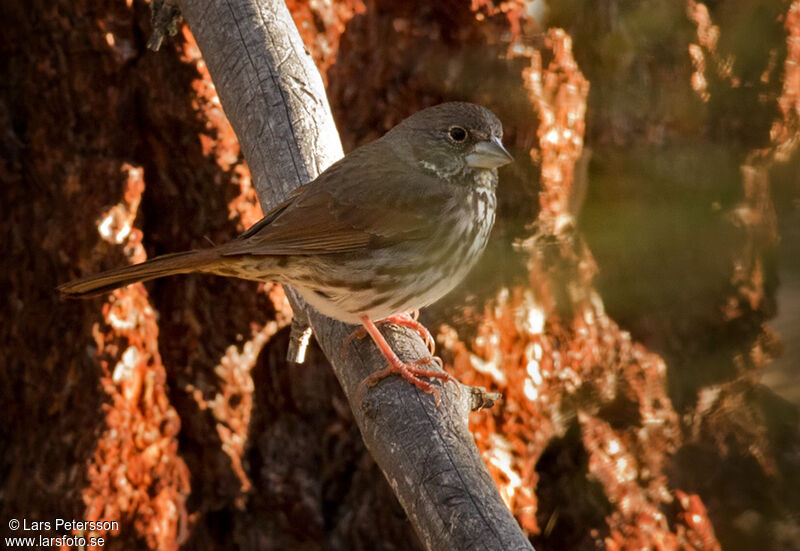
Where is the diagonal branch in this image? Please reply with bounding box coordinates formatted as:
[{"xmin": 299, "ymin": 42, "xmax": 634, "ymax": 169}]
[{"xmin": 173, "ymin": 1, "xmax": 532, "ymax": 548}]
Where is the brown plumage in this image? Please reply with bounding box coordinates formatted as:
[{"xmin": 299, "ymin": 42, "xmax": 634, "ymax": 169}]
[{"xmin": 59, "ymin": 102, "xmax": 512, "ymax": 402}]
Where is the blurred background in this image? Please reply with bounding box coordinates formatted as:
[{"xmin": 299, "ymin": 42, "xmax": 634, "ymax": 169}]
[{"xmin": 1, "ymin": 1, "xmax": 798, "ymax": 550}]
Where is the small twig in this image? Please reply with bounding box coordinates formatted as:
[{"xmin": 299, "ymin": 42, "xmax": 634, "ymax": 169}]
[
  {"xmin": 286, "ymin": 318, "xmax": 313, "ymax": 364},
  {"xmin": 148, "ymin": 0, "xmax": 182, "ymax": 52},
  {"xmin": 284, "ymin": 287, "xmax": 314, "ymax": 364},
  {"xmin": 469, "ymin": 386, "xmax": 503, "ymax": 411}
]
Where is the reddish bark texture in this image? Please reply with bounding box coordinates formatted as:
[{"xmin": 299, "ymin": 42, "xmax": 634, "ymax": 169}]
[
  {"xmin": 1, "ymin": 1, "xmax": 798, "ymax": 551},
  {"xmin": 441, "ymin": 29, "xmax": 717, "ymax": 550}
]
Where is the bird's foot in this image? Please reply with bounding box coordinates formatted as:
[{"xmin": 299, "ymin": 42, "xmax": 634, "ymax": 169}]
[
  {"xmin": 356, "ymin": 356, "xmax": 457, "ymax": 407},
  {"xmin": 352, "ymin": 314, "xmax": 459, "ymax": 407}
]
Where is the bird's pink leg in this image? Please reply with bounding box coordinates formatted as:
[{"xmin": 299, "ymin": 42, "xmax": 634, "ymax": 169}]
[
  {"xmin": 354, "ymin": 315, "xmax": 457, "ymax": 406},
  {"xmin": 341, "ymin": 312, "xmax": 435, "ymax": 358}
]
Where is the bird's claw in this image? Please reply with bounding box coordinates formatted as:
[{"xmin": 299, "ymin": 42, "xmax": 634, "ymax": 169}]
[
  {"xmin": 341, "ymin": 326, "xmax": 367, "ymax": 359},
  {"xmin": 356, "ymin": 355, "xmax": 459, "ymax": 407}
]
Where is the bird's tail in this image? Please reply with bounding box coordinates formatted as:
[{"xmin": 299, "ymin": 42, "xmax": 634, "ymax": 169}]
[{"xmin": 58, "ymin": 249, "xmax": 224, "ymax": 298}]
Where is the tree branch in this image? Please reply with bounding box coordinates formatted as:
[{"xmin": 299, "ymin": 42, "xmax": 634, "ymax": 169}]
[{"xmin": 173, "ymin": 1, "xmax": 533, "ymax": 548}]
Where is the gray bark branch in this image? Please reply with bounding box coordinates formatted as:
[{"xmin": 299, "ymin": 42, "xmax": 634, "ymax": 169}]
[{"xmin": 174, "ymin": 1, "xmax": 533, "ymax": 549}]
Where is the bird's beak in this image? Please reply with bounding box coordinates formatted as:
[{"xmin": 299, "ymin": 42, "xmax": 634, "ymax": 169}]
[{"xmin": 466, "ymin": 136, "xmax": 514, "ymax": 169}]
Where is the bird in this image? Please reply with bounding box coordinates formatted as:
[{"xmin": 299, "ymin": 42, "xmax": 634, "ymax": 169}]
[{"xmin": 59, "ymin": 102, "xmax": 513, "ymax": 403}]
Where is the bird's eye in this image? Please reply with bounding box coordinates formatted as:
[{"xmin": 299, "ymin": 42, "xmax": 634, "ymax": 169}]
[{"xmin": 448, "ymin": 126, "xmax": 468, "ymax": 142}]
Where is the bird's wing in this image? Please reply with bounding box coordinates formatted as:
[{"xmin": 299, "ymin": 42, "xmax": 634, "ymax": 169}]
[{"xmin": 220, "ymin": 142, "xmax": 446, "ymax": 257}]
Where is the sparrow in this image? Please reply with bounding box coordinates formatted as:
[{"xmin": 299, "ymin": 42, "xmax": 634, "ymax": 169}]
[{"xmin": 59, "ymin": 102, "xmax": 513, "ymax": 403}]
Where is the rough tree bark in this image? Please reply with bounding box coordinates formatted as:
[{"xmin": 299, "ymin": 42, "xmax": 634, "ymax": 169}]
[{"xmin": 174, "ymin": 0, "xmax": 532, "ymax": 549}]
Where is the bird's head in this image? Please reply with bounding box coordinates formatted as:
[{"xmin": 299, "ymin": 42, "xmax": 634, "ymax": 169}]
[{"xmin": 387, "ymin": 102, "xmax": 513, "ymax": 180}]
